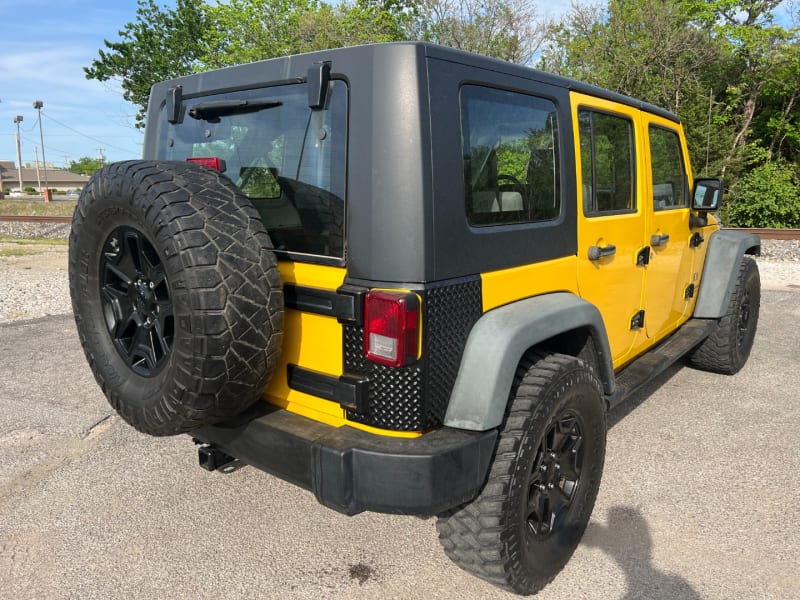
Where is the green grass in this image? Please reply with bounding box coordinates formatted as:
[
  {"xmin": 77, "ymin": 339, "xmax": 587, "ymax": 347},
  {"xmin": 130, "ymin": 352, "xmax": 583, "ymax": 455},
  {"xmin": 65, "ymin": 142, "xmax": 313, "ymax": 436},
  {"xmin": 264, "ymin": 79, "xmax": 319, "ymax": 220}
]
[
  {"xmin": 0, "ymin": 199, "xmax": 76, "ymax": 216},
  {"xmin": 0, "ymin": 236, "xmax": 68, "ymax": 245},
  {"xmin": 0, "ymin": 248, "xmax": 41, "ymax": 257}
]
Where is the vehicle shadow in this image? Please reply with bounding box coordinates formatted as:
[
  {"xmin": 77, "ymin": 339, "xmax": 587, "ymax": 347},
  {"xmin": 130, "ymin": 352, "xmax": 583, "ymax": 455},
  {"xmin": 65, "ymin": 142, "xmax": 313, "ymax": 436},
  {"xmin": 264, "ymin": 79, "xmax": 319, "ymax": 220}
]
[
  {"xmin": 592, "ymin": 361, "xmax": 702, "ymax": 599},
  {"xmin": 582, "ymin": 505, "xmax": 701, "ymax": 600}
]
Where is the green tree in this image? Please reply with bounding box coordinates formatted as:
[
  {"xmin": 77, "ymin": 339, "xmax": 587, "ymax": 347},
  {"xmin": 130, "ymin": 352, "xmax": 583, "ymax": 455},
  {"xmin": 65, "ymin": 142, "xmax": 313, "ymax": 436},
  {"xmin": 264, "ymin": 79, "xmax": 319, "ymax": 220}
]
[
  {"xmin": 683, "ymin": 0, "xmax": 796, "ymax": 175},
  {"xmin": 727, "ymin": 160, "xmax": 800, "ymax": 227},
  {"xmin": 544, "ymin": 0, "xmax": 729, "ymax": 174},
  {"xmin": 200, "ymin": 0, "xmax": 412, "ymax": 69},
  {"xmin": 418, "ymin": 0, "xmax": 551, "ymax": 64},
  {"xmin": 68, "ymin": 156, "xmax": 107, "ymax": 177},
  {"xmin": 84, "ymin": 0, "xmax": 209, "ymax": 127},
  {"xmin": 751, "ymin": 37, "xmax": 800, "ymax": 164}
]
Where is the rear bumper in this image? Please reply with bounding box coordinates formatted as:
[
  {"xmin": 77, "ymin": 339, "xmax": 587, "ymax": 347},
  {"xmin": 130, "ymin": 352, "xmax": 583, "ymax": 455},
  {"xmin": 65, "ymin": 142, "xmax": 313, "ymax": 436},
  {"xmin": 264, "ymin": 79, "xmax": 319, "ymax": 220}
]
[{"xmin": 192, "ymin": 405, "xmax": 498, "ymax": 516}]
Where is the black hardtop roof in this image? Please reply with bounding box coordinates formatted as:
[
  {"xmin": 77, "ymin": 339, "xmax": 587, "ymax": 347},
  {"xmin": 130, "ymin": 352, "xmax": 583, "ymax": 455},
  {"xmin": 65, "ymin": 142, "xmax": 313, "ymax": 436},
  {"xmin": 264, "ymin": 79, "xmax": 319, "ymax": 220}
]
[
  {"xmin": 420, "ymin": 42, "xmax": 680, "ymax": 123},
  {"xmin": 151, "ymin": 41, "xmax": 680, "ymax": 125}
]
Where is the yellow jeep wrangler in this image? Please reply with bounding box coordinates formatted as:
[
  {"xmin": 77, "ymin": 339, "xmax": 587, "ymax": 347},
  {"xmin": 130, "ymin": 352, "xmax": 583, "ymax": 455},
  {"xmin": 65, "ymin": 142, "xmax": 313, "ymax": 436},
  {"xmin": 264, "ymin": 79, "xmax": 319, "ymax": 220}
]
[{"xmin": 69, "ymin": 42, "xmax": 760, "ymax": 595}]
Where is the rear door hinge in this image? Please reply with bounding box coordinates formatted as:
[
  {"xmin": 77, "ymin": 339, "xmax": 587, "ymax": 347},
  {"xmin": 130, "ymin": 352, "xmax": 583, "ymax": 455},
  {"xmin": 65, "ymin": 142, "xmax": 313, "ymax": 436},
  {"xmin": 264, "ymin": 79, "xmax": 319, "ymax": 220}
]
[
  {"xmin": 630, "ymin": 309, "xmax": 645, "ymax": 330},
  {"xmin": 684, "ymin": 283, "xmax": 696, "ymax": 299},
  {"xmin": 636, "ymin": 246, "xmax": 651, "ymax": 266}
]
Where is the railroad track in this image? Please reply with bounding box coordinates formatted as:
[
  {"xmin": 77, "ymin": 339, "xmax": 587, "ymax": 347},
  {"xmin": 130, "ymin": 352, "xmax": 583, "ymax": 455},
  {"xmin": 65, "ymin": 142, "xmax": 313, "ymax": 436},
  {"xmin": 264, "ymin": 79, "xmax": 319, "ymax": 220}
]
[
  {"xmin": 1, "ymin": 215, "xmax": 799, "ymax": 240},
  {"xmin": 729, "ymin": 228, "xmax": 800, "ymax": 240}
]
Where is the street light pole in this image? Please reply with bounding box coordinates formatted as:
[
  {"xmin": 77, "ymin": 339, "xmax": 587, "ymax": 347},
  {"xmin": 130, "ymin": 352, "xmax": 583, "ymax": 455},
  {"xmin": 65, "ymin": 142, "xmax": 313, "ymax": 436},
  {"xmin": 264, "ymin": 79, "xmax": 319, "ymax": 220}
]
[
  {"xmin": 33, "ymin": 100, "xmax": 50, "ymax": 201},
  {"xmin": 33, "ymin": 147, "xmax": 42, "ymax": 192},
  {"xmin": 13, "ymin": 115, "xmax": 24, "ymax": 191}
]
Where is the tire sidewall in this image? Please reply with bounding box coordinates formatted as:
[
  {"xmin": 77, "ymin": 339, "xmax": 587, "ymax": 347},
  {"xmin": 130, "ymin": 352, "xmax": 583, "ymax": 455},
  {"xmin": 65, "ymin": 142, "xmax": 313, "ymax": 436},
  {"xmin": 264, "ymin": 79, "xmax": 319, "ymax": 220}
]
[
  {"xmin": 70, "ymin": 166, "xmax": 186, "ymax": 411},
  {"xmin": 508, "ymin": 365, "xmax": 606, "ymax": 584},
  {"xmin": 729, "ymin": 258, "xmax": 760, "ymax": 369}
]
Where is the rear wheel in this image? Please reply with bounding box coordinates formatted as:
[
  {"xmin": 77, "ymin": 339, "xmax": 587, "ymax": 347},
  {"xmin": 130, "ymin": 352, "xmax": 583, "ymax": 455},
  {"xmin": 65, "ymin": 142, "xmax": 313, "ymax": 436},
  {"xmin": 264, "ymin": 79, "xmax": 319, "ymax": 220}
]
[
  {"xmin": 689, "ymin": 256, "xmax": 760, "ymax": 375},
  {"xmin": 436, "ymin": 352, "xmax": 606, "ymax": 595},
  {"xmin": 69, "ymin": 160, "xmax": 284, "ymax": 436}
]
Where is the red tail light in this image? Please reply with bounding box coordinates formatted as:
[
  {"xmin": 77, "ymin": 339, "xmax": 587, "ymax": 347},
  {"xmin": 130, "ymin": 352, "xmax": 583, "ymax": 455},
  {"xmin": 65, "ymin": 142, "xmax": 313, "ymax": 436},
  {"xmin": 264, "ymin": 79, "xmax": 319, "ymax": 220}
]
[
  {"xmin": 186, "ymin": 156, "xmax": 225, "ymax": 172},
  {"xmin": 364, "ymin": 291, "xmax": 420, "ymax": 367}
]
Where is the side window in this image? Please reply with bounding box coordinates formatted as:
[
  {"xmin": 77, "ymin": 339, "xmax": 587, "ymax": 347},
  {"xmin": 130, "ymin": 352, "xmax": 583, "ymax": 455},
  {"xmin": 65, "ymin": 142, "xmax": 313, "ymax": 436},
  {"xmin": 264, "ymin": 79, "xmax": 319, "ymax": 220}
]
[
  {"xmin": 460, "ymin": 85, "xmax": 560, "ymax": 226},
  {"xmin": 578, "ymin": 110, "xmax": 636, "ymax": 214},
  {"xmin": 649, "ymin": 126, "xmax": 687, "ymax": 210}
]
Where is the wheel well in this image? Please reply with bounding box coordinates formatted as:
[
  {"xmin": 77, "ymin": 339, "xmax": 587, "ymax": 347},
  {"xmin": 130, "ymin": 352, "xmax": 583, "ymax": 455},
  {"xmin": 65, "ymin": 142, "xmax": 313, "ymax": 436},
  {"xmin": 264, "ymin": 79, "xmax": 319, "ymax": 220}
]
[{"xmin": 532, "ymin": 327, "xmax": 605, "ymax": 385}]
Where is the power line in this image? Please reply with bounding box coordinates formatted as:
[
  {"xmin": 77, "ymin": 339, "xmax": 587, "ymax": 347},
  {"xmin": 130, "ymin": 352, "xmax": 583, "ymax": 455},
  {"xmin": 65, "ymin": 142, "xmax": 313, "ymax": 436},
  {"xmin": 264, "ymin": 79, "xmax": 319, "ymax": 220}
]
[
  {"xmin": 20, "ymin": 134, "xmax": 73, "ymax": 162},
  {"xmin": 40, "ymin": 110, "xmax": 139, "ymax": 155}
]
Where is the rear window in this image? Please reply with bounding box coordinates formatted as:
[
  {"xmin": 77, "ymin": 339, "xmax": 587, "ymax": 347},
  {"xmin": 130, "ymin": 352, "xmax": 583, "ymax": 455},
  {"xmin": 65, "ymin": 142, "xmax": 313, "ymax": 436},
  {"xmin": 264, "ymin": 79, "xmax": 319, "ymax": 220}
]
[{"xmin": 158, "ymin": 81, "xmax": 347, "ymax": 262}]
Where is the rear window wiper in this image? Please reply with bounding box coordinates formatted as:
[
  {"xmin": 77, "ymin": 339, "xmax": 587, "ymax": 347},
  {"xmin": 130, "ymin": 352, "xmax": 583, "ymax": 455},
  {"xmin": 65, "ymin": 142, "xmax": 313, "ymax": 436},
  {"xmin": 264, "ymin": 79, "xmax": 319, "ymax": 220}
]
[{"xmin": 188, "ymin": 99, "xmax": 282, "ymax": 122}]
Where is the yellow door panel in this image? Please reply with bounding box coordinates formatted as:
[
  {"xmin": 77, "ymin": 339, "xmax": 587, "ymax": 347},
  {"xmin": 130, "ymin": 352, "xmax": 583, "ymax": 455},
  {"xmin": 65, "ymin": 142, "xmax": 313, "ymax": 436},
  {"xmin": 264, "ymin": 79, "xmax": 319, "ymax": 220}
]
[
  {"xmin": 641, "ymin": 117, "xmax": 696, "ymax": 341},
  {"xmin": 572, "ymin": 92, "xmax": 647, "ymax": 367},
  {"xmin": 645, "ymin": 210, "xmax": 694, "ymax": 339}
]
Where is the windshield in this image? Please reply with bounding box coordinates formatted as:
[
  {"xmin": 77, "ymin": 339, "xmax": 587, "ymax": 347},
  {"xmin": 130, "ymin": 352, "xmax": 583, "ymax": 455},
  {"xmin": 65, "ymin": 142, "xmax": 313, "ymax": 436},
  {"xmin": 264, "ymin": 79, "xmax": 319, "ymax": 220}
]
[{"xmin": 158, "ymin": 81, "xmax": 347, "ymax": 261}]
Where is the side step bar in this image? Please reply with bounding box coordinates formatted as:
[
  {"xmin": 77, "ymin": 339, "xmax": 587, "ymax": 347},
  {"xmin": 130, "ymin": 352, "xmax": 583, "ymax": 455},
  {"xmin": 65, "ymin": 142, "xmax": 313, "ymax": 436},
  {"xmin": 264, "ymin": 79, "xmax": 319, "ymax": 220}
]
[{"xmin": 608, "ymin": 319, "xmax": 715, "ymax": 409}]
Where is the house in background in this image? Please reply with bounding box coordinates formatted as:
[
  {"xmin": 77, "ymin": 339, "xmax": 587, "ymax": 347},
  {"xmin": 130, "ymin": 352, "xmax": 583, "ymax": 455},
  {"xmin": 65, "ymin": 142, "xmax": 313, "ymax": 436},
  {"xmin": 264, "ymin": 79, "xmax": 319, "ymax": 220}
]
[{"xmin": 0, "ymin": 160, "xmax": 90, "ymax": 194}]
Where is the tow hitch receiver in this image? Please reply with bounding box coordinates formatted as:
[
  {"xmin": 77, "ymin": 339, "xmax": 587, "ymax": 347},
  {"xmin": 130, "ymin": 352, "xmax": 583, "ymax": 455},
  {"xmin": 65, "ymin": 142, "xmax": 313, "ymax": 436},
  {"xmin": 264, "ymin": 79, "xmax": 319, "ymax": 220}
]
[{"xmin": 195, "ymin": 441, "xmax": 236, "ymax": 471}]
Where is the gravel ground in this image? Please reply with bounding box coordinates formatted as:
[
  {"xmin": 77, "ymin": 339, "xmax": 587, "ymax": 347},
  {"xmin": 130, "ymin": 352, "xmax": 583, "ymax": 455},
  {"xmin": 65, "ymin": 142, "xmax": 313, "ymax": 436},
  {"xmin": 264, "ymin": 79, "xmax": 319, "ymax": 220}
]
[
  {"xmin": 0, "ymin": 224, "xmax": 798, "ymax": 323},
  {"xmin": 0, "ymin": 222, "xmax": 71, "ymax": 240}
]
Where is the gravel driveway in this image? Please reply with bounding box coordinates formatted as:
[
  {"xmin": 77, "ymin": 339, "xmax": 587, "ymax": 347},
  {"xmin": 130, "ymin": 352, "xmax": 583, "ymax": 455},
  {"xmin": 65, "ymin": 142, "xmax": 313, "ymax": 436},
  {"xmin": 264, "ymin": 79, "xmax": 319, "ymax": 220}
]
[{"xmin": 1, "ymin": 235, "xmax": 799, "ymax": 599}]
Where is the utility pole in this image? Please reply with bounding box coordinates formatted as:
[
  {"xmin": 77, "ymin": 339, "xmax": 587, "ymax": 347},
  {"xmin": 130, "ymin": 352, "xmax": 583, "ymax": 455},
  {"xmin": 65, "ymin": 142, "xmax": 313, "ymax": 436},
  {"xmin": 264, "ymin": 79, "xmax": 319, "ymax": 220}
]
[
  {"xmin": 14, "ymin": 115, "xmax": 24, "ymax": 191},
  {"xmin": 33, "ymin": 146, "xmax": 42, "ymax": 193},
  {"xmin": 33, "ymin": 100, "xmax": 50, "ymax": 201}
]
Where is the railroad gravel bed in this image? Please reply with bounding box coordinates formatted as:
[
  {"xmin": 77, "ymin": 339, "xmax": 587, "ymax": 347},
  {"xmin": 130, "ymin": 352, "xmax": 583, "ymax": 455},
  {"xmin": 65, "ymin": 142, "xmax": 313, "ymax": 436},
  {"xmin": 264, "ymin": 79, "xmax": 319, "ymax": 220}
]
[
  {"xmin": 0, "ymin": 225, "xmax": 798, "ymax": 324},
  {"xmin": 0, "ymin": 221, "xmax": 71, "ymax": 239}
]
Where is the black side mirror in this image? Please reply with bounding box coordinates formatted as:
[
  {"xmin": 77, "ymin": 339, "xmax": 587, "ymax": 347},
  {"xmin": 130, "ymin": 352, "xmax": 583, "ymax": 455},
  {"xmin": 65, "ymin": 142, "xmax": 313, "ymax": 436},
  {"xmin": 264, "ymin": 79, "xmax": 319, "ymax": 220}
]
[{"xmin": 692, "ymin": 178, "xmax": 722, "ymax": 211}]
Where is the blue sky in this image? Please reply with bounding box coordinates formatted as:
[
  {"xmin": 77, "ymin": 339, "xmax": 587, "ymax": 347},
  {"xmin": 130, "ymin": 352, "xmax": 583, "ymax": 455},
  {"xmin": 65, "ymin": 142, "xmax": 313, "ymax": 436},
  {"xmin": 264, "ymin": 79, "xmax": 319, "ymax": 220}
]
[{"xmin": 0, "ymin": 0, "xmax": 149, "ymax": 167}]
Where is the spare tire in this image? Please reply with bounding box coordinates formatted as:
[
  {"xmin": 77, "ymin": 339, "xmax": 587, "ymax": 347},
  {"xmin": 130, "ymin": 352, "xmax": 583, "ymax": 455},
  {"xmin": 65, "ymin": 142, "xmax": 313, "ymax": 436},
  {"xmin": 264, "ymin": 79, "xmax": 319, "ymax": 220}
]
[{"xmin": 69, "ymin": 160, "xmax": 284, "ymax": 436}]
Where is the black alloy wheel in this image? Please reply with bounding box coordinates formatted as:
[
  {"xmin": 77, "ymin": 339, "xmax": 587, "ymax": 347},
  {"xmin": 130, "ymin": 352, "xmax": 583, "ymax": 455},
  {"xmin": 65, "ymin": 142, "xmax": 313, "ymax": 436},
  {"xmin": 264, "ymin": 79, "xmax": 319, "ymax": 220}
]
[
  {"xmin": 736, "ymin": 287, "xmax": 753, "ymax": 350},
  {"xmin": 526, "ymin": 409, "xmax": 584, "ymax": 541},
  {"xmin": 100, "ymin": 226, "xmax": 174, "ymax": 377}
]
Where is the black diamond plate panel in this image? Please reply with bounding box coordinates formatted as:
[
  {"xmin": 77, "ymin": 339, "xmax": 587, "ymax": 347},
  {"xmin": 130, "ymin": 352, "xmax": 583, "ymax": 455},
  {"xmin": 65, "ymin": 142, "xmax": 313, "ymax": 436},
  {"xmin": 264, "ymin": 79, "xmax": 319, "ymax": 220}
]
[
  {"xmin": 422, "ymin": 278, "xmax": 483, "ymax": 425},
  {"xmin": 344, "ymin": 276, "xmax": 482, "ymax": 431}
]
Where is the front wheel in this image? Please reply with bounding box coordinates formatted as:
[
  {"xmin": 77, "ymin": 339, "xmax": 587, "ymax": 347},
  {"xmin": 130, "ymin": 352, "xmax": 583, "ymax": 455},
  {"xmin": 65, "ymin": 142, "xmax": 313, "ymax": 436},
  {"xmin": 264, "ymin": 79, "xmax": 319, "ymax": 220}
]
[
  {"xmin": 689, "ymin": 256, "xmax": 760, "ymax": 375},
  {"xmin": 436, "ymin": 352, "xmax": 606, "ymax": 595}
]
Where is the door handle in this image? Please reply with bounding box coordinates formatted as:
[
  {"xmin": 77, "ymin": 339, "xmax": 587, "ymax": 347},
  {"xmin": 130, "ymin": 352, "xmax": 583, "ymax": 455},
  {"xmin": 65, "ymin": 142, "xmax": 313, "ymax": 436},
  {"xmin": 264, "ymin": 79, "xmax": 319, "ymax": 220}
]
[
  {"xmin": 650, "ymin": 233, "xmax": 670, "ymax": 247},
  {"xmin": 588, "ymin": 244, "xmax": 617, "ymax": 261}
]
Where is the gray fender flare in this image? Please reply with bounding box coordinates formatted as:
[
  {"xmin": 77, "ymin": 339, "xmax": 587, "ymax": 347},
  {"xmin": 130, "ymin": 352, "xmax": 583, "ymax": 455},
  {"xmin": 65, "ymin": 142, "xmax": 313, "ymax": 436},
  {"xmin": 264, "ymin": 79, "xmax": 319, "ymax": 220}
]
[
  {"xmin": 443, "ymin": 292, "xmax": 615, "ymax": 431},
  {"xmin": 693, "ymin": 230, "xmax": 761, "ymax": 319}
]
